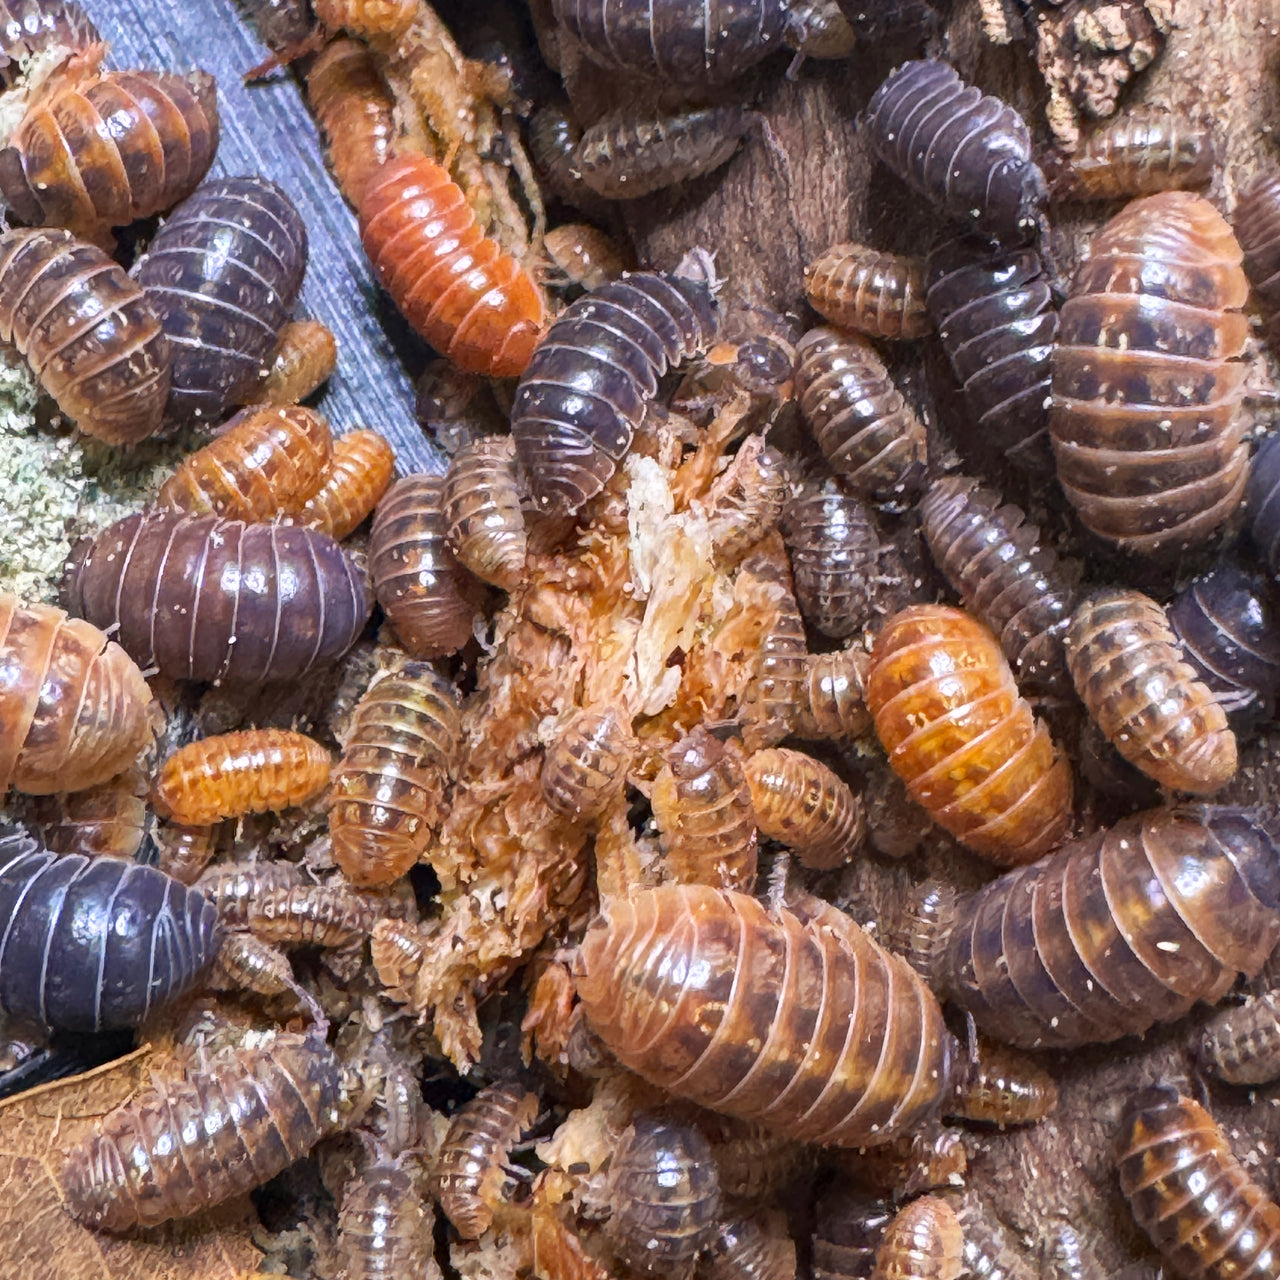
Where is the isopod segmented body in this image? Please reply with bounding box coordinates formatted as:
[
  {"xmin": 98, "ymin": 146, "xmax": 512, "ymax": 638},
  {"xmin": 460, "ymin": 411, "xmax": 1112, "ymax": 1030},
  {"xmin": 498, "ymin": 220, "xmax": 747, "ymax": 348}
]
[
  {"xmin": 1117, "ymin": 1086, "xmax": 1280, "ymax": 1280},
  {"xmin": 62, "ymin": 512, "xmax": 373, "ymax": 684},
  {"xmin": 575, "ymin": 884, "xmax": 955, "ymax": 1147},
  {"xmin": 870, "ymin": 1197, "xmax": 963, "ymax": 1280},
  {"xmin": 359, "ymin": 153, "xmax": 545, "ymax": 377},
  {"xmin": 804, "ymin": 244, "xmax": 930, "ymax": 340},
  {"xmin": 244, "ymin": 879, "xmax": 378, "ymax": 949},
  {"xmin": 442, "ymin": 435, "xmax": 527, "ymax": 591},
  {"xmin": 247, "ymin": 319, "xmax": 338, "ymax": 406},
  {"xmin": 209, "ymin": 930, "xmax": 297, "ymax": 998},
  {"xmin": 704, "ymin": 437, "xmax": 791, "ymax": 564},
  {"xmin": 151, "ymin": 729, "xmax": 332, "ymax": 827},
  {"xmin": 297, "ymin": 428, "xmax": 396, "ymax": 541},
  {"xmin": 1248, "ymin": 430, "xmax": 1280, "ymax": 576},
  {"xmin": 863, "ymin": 60, "xmax": 1046, "ymax": 242},
  {"xmin": 133, "ymin": 176, "xmax": 308, "ymax": 424},
  {"xmin": 329, "ymin": 663, "xmax": 462, "ymax": 887},
  {"xmin": 156, "ymin": 404, "xmax": 333, "ymax": 521},
  {"xmin": 0, "ymin": 828, "xmax": 220, "ymax": 1030},
  {"xmin": 432, "ymin": 1083, "xmax": 539, "ymax": 1238},
  {"xmin": 1050, "ymin": 192, "xmax": 1249, "ymax": 554},
  {"xmin": 0, "ymin": 0, "xmax": 100, "ymax": 86},
  {"xmin": 938, "ymin": 807, "xmax": 1280, "ymax": 1049},
  {"xmin": 540, "ymin": 706, "xmax": 636, "ymax": 823},
  {"xmin": 0, "ymin": 594, "xmax": 156, "ymax": 797},
  {"xmin": 1199, "ymin": 987, "xmax": 1280, "ymax": 1085},
  {"xmin": 1065, "ymin": 590, "xmax": 1236, "ymax": 794},
  {"xmin": 1059, "ymin": 108, "xmax": 1215, "ymax": 200},
  {"xmin": 0, "ymin": 68, "xmax": 218, "ymax": 245},
  {"xmin": 953, "ymin": 1195, "xmax": 1034, "ymax": 1280},
  {"xmin": 794, "ymin": 648, "xmax": 872, "ymax": 740},
  {"xmin": 32, "ymin": 767, "xmax": 148, "ymax": 860},
  {"xmin": 544, "ymin": 224, "xmax": 632, "ymax": 293},
  {"xmin": 925, "ymin": 238, "xmax": 1057, "ymax": 470},
  {"xmin": 60, "ymin": 1028, "xmax": 342, "ymax": 1231},
  {"xmin": 866, "ymin": 604, "xmax": 1073, "ymax": 866},
  {"xmin": 0, "ymin": 227, "xmax": 169, "ymax": 444},
  {"xmin": 744, "ymin": 746, "xmax": 864, "ymax": 869},
  {"xmin": 705, "ymin": 1217, "xmax": 797, "ymax": 1280},
  {"xmin": 313, "ymin": 0, "xmax": 416, "ymax": 39},
  {"xmin": 195, "ymin": 859, "xmax": 304, "ymax": 928},
  {"xmin": 945, "ymin": 1041, "xmax": 1058, "ymax": 1126},
  {"xmin": 511, "ymin": 271, "xmax": 719, "ymax": 515},
  {"xmin": 813, "ymin": 1189, "xmax": 893, "ymax": 1280},
  {"xmin": 338, "ymin": 1159, "xmax": 437, "ymax": 1280},
  {"xmin": 1234, "ymin": 171, "xmax": 1280, "ymax": 330},
  {"xmin": 920, "ymin": 475, "xmax": 1077, "ymax": 694},
  {"xmin": 794, "ymin": 328, "xmax": 927, "ymax": 502},
  {"xmin": 155, "ymin": 822, "xmax": 218, "ymax": 885}
]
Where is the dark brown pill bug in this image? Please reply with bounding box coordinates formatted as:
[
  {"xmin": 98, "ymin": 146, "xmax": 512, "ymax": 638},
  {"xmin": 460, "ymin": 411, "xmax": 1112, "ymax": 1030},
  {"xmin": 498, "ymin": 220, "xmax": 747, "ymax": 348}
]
[
  {"xmin": 702, "ymin": 1216, "xmax": 796, "ymax": 1280},
  {"xmin": 1235, "ymin": 170, "xmax": 1280, "ymax": 329},
  {"xmin": 863, "ymin": 59, "xmax": 1046, "ymax": 242},
  {"xmin": 920, "ymin": 475, "xmax": 1077, "ymax": 694},
  {"xmin": 1168, "ymin": 562, "xmax": 1280, "ymax": 718},
  {"xmin": 370, "ymin": 474, "xmax": 482, "ymax": 659},
  {"xmin": 59, "ymin": 1027, "xmax": 342, "ymax": 1231},
  {"xmin": 0, "ymin": 826, "xmax": 220, "ymax": 1031},
  {"xmin": 132, "ymin": 176, "xmax": 309, "ymax": 425},
  {"xmin": 804, "ymin": 244, "xmax": 930, "ymax": 341},
  {"xmin": 511, "ymin": 271, "xmax": 719, "ymax": 516},
  {"xmin": 61, "ymin": 512, "xmax": 372, "ymax": 684},
  {"xmin": 576, "ymin": 106, "xmax": 753, "ymax": 201},
  {"xmin": 813, "ymin": 1188, "xmax": 894, "ymax": 1280},
  {"xmin": 1059, "ymin": 108, "xmax": 1215, "ymax": 201},
  {"xmin": 0, "ymin": 227, "xmax": 170, "ymax": 444},
  {"xmin": 338, "ymin": 1158, "xmax": 437, "ymax": 1280},
  {"xmin": 1117, "ymin": 1085, "xmax": 1280, "ymax": 1280},
  {"xmin": 705, "ymin": 436, "xmax": 792, "ymax": 563},
  {"xmin": 442, "ymin": 435, "xmax": 527, "ymax": 592},
  {"xmin": 1247, "ymin": 431, "xmax": 1280, "ymax": 576},
  {"xmin": 795, "ymin": 327, "xmax": 926, "ymax": 503},
  {"xmin": 782, "ymin": 477, "xmax": 880, "ymax": 639},
  {"xmin": 541, "ymin": 705, "xmax": 636, "ymax": 822},
  {"xmin": 835, "ymin": 0, "xmax": 935, "ymax": 44},
  {"xmin": 945, "ymin": 1041, "xmax": 1058, "ymax": 1127},
  {"xmin": 794, "ymin": 648, "xmax": 873, "ymax": 740},
  {"xmin": 870, "ymin": 1196, "xmax": 963, "ymax": 1280},
  {"xmin": 0, "ymin": 0, "xmax": 100, "ymax": 86},
  {"xmin": 744, "ymin": 746, "xmax": 865, "ymax": 870},
  {"xmin": 925, "ymin": 237, "xmax": 1057, "ymax": 471},
  {"xmin": 602, "ymin": 1114, "xmax": 723, "ymax": 1272},
  {"xmin": 32, "ymin": 767, "xmax": 148, "ymax": 861},
  {"xmin": 529, "ymin": 102, "xmax": 602, "ymax": 214},
  {"xmin": 938, "ymin": 807, "xmax": 1280, "ymax": 1050}
]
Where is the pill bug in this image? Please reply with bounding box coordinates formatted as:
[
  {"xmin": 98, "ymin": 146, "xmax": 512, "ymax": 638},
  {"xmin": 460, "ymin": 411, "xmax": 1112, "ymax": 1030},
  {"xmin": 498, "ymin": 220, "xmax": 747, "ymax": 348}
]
[
  {"xmin": 155, "ymin": 822, "xmax": 219, "ymax": 885},
  {"xmin": 529, "ymin": 103, "xmax": 601, "ymax": 213},
  {"xmin": 686, "ymin": 306, "xmax": 799, "ymax": 421},
  {"xmin": 650, "ymin": 727, "xmax": 759, "ymax": 892},
  {"xmin": 0, "ymin": 827, "xmax": 220, "ymax": 1030},
  {"xmin": 704, "ymin": 437, "xmax": 791, "ymax": 564},
  {"xmin": 133, "ymin": 176, "xmax": 309, "ymax": 425},
  {"xmin": 925, "ymin": 237, "xmax": 1057, "ymax": 471},
  {"xmin": 151, "ymin": 728, "xmax": 332, "ymax": 827},
  {"xmin": 1234, "ymin": 171, "xmax": 1280, "ymax": 332},
  {"xmin": 0, "ymin": 594, "xmax": 157, "ymax": 797},
  {"xmin": 0, "ymin": 68, "xmax": 218, "ymax": 244},
  {"xmin": 0, "ymin": 0, "xmax": 100, "ymax": 86},
  {"xmin": 540, "ymin": 706, "xmax": 636, "ymax": 823},
  {"xmin": 329, "ymin": 663, "xmax": 463, "ymax": 887},
  {"xmin": 863, "ymin": 60, "xmax": 1046, "ymax": 242},
  {"xmin": 1248, "ymin": 430, "xmax": 1280, "ymax": 575},
  {"xmin": 804, "ymin": 244, "xmax": 930, "ymax": 341},
  {"xmin": 31, "ymin": 767, "xmax": 148, "ymax": 860},
  {"xmin": 338, "ymin": 1158, "xmax": 437, "ymax": 1280},
  {"xmin": 782, "ymin": 478, "xmax": 880, "ymax": 639},
  {"xmin": 196, "ymin": 859, "xmax": 305, "ymax": 928},
  {"xmin": 692, "ymin": 1114, "xmax": 802, "ymax": 1204},
  {"xmin": 209, "ymin": 930, "xmax": 297, "ymax": 998},
  {"xmin": 866, "ymin": 604, "xmax": 1073, "ymax": 865},
  {"xmin": 938, "ymin": 806, "xmax": 1280, "ymax": 1050},
  {"xmin": 1198, "ymin": 987, "xmax": 1280, "ymax": 1084},
  {"xmin": 0, "ymin": 227, "xmax": 170, "ymax": 444},
  {"xmin": 244, "ymin": 879, "xmax": 378, "ymax": 949},
  {"xmin": 1167, "ymin": 562, "xmax": 1280, "ymax": 718},
  {"xmin": 945, "ymin": 1042, "xmax": 1058, "ymax": 1126},
  {"xmin": 744, "ymin": 746, "xmax": 864, "ymax": 870},
  {"xmin": 575, "ymin": 885, "xmax": 955, "ymax": 1147},
  {"xmin": 575, "ymin": 106, "xmax": 753, "ymax": 201},
  {"xmin": 432, "ymin": 1082, "xmax": 539, "ymax": 1238},
  {"xmin": 237, "ymin": 0, "xmax": 313, "ymax": 53},
  {"xmin": 602, "ymin": 1114, "xmax": 723, "ymax": 1272},
  {"xmin": 156, "ymin": 404, "xmax": 333, "ymax": 521},
  {"xmin": 794, "ymin": 328, "xmax": 927, "ymax": 503},
  {"xmin": 243, "ymin": 319, "xmax": 337, "ymax": 407},
  {"xmin": 835, "ymin": 0, "xmax": 935, "ymax": 44},
  {"xmin": 919, "ymin": 475, "xmax": 1077, "ymax": 694},
  {"xmin": 62, "ymin": 512, "xmax": 373, "ymax": 684},
  {"xmin": 442, "ymin": 435, "xmax": 528, "ymax": 592},
  {"xmin": 511, "ymin": 271, "xmax": 719, "ymax": 516},
  {"xmin": 369, "ymin": 474, "xmax": 483, "ymax": 659},
  {"xmin": 953, "ymin": 1196, "xmax": 1034, "ymax": 1280},
  {"xmin": 1066, "ymin": 590, "xmax": 1237, "ymax": 794},
  {"xmin": 60, "ymin": 1026, "xmax": 342, "ymax": 1231},
  {"xmin": 785, "ymin": 0, "xmax": 854, "ymax": 60},
  {"xmin": 359, "ymin": 153, "xmax": 545, "ymax": 378},
  {"xmin": 544, "ymin": 223, "xmax": 632, "ymax": 293},
  {"xmin": 870, "ymin": 1197, "xmax": 963, "ymax": 1280},
  {"xmin": 1057, "ymin": 108, "xmax": 1215, "ymax": 200},
  {"xmin": 794, "ymin": 648, "xmax": 872, "ymax": 740},
  {"xmin": 1050, "ymin": 191, "xmax": 1249, "ymax": 554},
  {"xmin": 880, "ymin": 878, "xmax": 958, "ymax": 987},
  {"xmin": 1117, "ymin": 1086, "xmax": 1280, "ymax": 1280},
  {"xmin": 813, "ymin": 1189, "xmax": 893, "ymax": 1280},
  {"xmin": 704, "ymin": 1216, "xmax": 797, "ymax": 1280},
  {"xmin": 313, "ymin": 0, "xmax": 416, "ymax": 39},
  {"xmin": 294, "ymin": 428, "xmax": 396, "ymax": 541}
]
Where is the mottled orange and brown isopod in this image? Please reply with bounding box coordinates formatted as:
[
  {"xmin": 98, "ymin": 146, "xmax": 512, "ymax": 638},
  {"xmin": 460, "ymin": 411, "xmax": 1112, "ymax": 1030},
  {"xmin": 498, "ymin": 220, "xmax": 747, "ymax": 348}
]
[
  {"xmin": 297, "ymin": 428, "xmax": 396, "ymax": 542},
  {"xmin": 246, "ymin": 319, "xmax": 338, "ymax": 407},
  {"xmin": 804, "ymin": 244, "xmax": 931, "ymax": 340},
  {"xmin": 1058, "ymin": 108, "xmax": 1215, "ymax": 200},
  {"xmin": 442, "ymin": 435, "xmax": 528, "ymax": 592},
  {"xmin": 541, "ymin": 706, "xmax": 636, "ymax": 823},
  {"xmin": 744, "ymin": 746, "xmax": 864, "ymax": 869},
  {"xmin": 945, "ymin": 1041, "xmax": 1058, "ymax": 1127},
  {"xmin": 870, "ymin": 1197, "xmax": 963, "ymax": 1280}
]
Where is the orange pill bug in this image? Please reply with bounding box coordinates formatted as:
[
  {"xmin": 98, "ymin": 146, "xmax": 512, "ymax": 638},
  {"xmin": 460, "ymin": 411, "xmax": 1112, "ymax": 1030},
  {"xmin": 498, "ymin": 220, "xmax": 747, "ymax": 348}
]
[
  {"xmin": 865, "ymin": 604, "xmax": 1072, "ymax": 866},
  {"xmin": 945, "ymin": 1041, "xmax": 1058, "ymax": 1127},
  {"xmin": 359, "ymin": 153, "xmax": 546, "ymax": 377},
  {"xmin": 575, "ymin": 885, "xmax": 955, "ymax": 1147},
  {"xmin": 1058, "ymin": 108, "xmax": 1215, "ymax": 201},
  {"xmin": 246, "ymin": 319, "xmax": 339, "ymax": 406},
  {"xmin": 0, "ymin": 594, "xmax": 156, "ymax": 797},
  {"xmin": 794, "ymin": 648, "xmax": 872, "ymax": 741},
  {"xmin": 544, "ymin": 222, "xmax": 633, "ymax": 292},
  {"xmin": 804, "ymin": 244, "xmax": 931, "ymax": 340},
  {"xmin": 157, "ymin": 403, "xmax": 334, "ymax": 521},
  {"xmin": 151, "ymin": 728, "xmax": 332, "ymax": 826},
  {"xmin": 540, "ymin": 705, "xmax": 636, "ymax": 823},
  {"xmin": 1065, "ymin": 590, "xmax": 1236, "ymax": 794},
  {"xmin": 297, "ymin": 428, "xmax": 396, "ymax": 541},
  {"xmin": 870, "ymin": 1197, "xmax": 963, "ymax": 1280},
  {"xmin": 744, "ymin": 746, "xmax": 865, "ymax": 870},
  {"xmin": 329, "ymin": 663, "xmax": 462, "ymax": 887},
  {"xmin": 442, "ymin": 435, "xmax": 528, "ymax": 591},
  {"xmin": 32, "ymin": 767, "xmax": 148, "ymax": 859}
]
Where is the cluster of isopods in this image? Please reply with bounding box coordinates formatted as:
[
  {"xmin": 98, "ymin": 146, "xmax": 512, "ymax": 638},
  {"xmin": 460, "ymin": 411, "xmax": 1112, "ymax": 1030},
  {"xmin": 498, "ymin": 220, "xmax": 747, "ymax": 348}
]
[{"xmin": 2, "ymin": 0, "xmax": 1280, "ymax": 1276}]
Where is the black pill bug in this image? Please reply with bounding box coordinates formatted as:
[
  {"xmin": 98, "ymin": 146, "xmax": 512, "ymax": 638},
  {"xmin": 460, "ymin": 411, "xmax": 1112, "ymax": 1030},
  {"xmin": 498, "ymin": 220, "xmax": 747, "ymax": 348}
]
[{"xmin": 0, "ymin": 824, "xmax": 220, "ymax": 1031}]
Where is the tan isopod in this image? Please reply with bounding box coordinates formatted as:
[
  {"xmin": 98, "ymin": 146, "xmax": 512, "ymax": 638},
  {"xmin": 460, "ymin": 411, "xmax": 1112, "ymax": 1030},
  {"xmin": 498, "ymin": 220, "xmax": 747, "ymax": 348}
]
[
  {"xmin": 541, "ymin": 706, "xmax": 636, "ymax": 822},
  {"xmin": 298, "ymin": 428, "xmax": 397, "ymax": 542},
  {"xmin": 442, "ymin": 434, "xmax": 528, "ymax": 591},
  {"xmin": 804, "ymin": 243, "xmax": 931, "ymax": 340},
  {"xmin": 794, "ymin": 649, "xmax": 872, "ymax": 740},
  {"xmin": 245, "ymin": 319, "xmax": 339, "ymax": 406},
  {"xmin": 870, "ymin": 1197, "xmax": 963, "ymax": 1280},
  {"xmin": 744, "ymin": 746, "xmax": 865, "ymax": 869}
]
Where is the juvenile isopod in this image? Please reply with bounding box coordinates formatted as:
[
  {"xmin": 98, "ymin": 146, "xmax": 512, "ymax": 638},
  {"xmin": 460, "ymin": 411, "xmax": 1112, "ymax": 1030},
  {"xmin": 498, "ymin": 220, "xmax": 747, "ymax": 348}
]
[
  {"xmin": 209, "ymin": 930, "xmax": 297, "ymax": 998},
  {"xmin": 1057, "ymin": 108, "xmax": 1215, "ymax": 200},
  {"xmin": 511, "ymin": 271, "xmax": 719, "ymax": 515},
  {"xmin": 804, "ymin": 244, "xmax": 930, "ymax": 340},
  {"xmin": 32, "ymin": 767, "xmax": 148, "ymax": 860},
  {"xmin": 62, "ymin": 512, "xmax": 373, "ymax": 684},
  {"xmin": 156, "ymin": 404, "xmax": 333, "ymax": 521},
  {"xmin": 442, "ymin": 435, "xmax": 527, "ymax": 591},
  {"xmin": 1065, "ymin": 590, "xmax": 1237, "ymax": 793},
  {"xmin": 243, "ymin": 878, "xmax": 378, "ymax": 949},
  {"xmin": 863, "ymin": 60, "xmax": 1046, "ymax": 242},
  {"xmin": 329, "ymin": 663, "xmax": 462, "ymax": 887},
  {"xmin": 813, "ymin": 1189, "xmax": 893, "ymax": 1280},
  {"xmin": 154, "ymin": 822, "xmax": 219, "ymax": 885},
  {"xmin": 0, "ymin": 227, "xmax": 169, "ymax": 444},
  {"xmin": 540, "ymin": 706, "xmax": 636, "ymax": 823},
  {"xmin": 246, "ymin": 319, "xmax": 338, "ymax": 406},
  {"xmin": 1117, "ymin": 1086, "xmax": 1280, "ymax": 1280},
  {"xmin": 313, "ymin": 0, "xmax": 416, "ymax": 39},
  {"xmin": 953, "ymin": 1195, "xmax": 1034, "ymax": 1280},
  {"xmin": 704, "ymin": 437, "xmax": 791, "ymax": 564},
  {"xmin": 195, "ymin": 859, "xmax": 304, "ymax": 928},
  {"xmin": 1234, "ymin": 170, "xmax": 1280, "ymax": 334},
  {"xmin": 704, "ymin": 1217, "xmax": 796, "ymax": 1280},
  {"xmin": 945, "ymin": 1042, "xmax": 1058, "ymax": 1126},
  {"xmin": 1198, "ymin": 987, "xmax": 1280, "ymax": 1085},
  {"xmin": 544, "ymin": 223, "xmax": 632, "ymax": 293},
  {"xmin": 297, "ymin": 428, "xmax": 396, "ymax": 542},
  {"xmin": 133, "ymin": 176, "xmax": 308, "ymax": 424},
  {"xmin": 794, "ymin": 327, "xmax": 927, "ymax": 502},
  {"xmin": 744, "ymin": 746, "xmax": 864, "ymax": 869},
  {"xmin": 1050, "ymin": 192, "xmax": 1249, "ymax": 554},
  {"xmin": 865, "ymin": 604, "xmax": 1073, "ymax": 865},
  {"xmin": 870, "ymin": 1197, "xmax": 963, "ymax": 1280},
  {"xmin": 794, "ymin": 648, "xmax": 872, "ymax": 740},
  {"xmin": 338, "ymin": 1157, "xmax": 438, "ymax": 1280}
]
